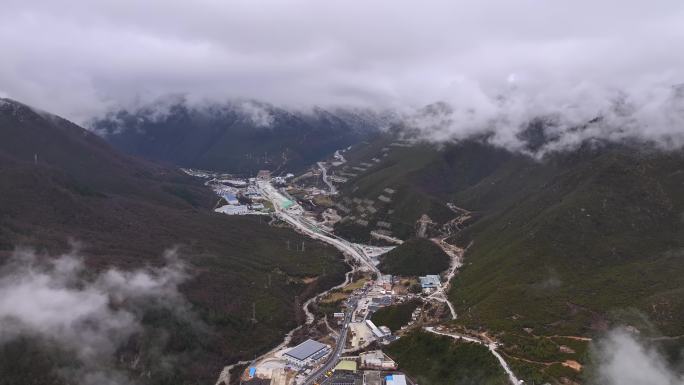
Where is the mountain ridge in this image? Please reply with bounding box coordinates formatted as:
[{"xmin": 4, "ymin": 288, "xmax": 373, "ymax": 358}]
[{"xmin": 92, "ymin": 98, "xmax": 391, "ymax": 174}]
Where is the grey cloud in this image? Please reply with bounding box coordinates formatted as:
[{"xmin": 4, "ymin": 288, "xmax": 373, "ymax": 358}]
[
  {"xmin": 238, "ymin": 101, "xmax": 275, "ymax": 127},
  {"xmin": 590, "ymin": 329, "xmax": 684, "ymax": 385},
  {"xmin": 0, "ymin": 248, "xmax": 194, "ymax": 385},
  {"xmin": 0, "ymin": 0, "xmax": 683, "ymax": 129},
  {"xmin": 403, "ymin": 80, "xmax": 684, "ymax": 155}
]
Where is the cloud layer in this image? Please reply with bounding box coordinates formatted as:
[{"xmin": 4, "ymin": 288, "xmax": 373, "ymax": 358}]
[
  {"xmin": 1, "ymin": 0, "xmax": 684, "ymax": 128},
  {"xmin": 404, "ymin": 81, "xmax": 684, "ymax": 155},
  {"xmin": 0, "ymin": 248, "xmax": 193, "ymax": 385},
  {"xmin": 591, "ymin": 329, "xmax": 684, "ymax": 385}
]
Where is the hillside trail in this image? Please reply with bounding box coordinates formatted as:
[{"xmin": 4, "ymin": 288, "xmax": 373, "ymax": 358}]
[
  {"xmin": 427, "ymin": 237, "xmax": 465, "ymax": 320},
  {"xmin": 424, "ymin": 237, "xmax": 523, "ymax": 385},
  {"xmin": 424, "ymin": 327, "xmax": 522, "ymax": 385}
]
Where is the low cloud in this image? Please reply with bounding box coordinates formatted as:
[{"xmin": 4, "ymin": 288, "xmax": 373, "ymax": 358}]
[
  {"xmin": 1, "ymin": 0, "xmax": 683, "ymax": 129},
  {"xmin": 0, "ymin": 248, "xmax": 194, "ymax": 385},
  {"xmin": 532, "ymin": 270, "xmax": 562, "ymax": 290},
  {"xmin": 589, "ymin": 329, "xmax": 684, "ymax": 385},
  {"xmin": 403, "ymin": 80, "xmax": 684, "ymax": 156},
  {"xmin": 238, "ymin": 101, "xmax": 275, "ymax": 128}
]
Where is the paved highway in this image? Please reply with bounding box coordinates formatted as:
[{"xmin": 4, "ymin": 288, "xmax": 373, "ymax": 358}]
[
  {"xmin": 255, "ymin": 180, "xmax": 387, "ymax": 385},
  {"xmin": 303, "ymin": 303, "xmax": 355, "ymax": 385},
  {"xmin": 257, "ymin": 180, "xmax": 379, "ymax": 273}
]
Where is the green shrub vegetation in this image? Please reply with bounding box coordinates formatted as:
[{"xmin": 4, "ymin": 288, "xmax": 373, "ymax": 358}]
[
  {"xmin": 378, "ymin": 238, "xmax": 450, "ymax": 276},
  {"xmin": 370, "ymin": 299, "xmax": 420, "ymax": 332},
  {"xmin": 386, "ymin": 330, "xmax": 508, "ymax": 385}
]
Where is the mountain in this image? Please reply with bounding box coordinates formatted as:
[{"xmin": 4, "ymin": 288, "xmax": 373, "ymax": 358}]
[
  {"xmin": 0, "ymin": 98, "xmax": 347, "ymax": 384},
  {"xmin": 330, "ymin": 130, "xmax": 684, "ymax": 383},
  {"xmin": 91, "ymin": 98, "xmax": 388, "ymax": 175}
]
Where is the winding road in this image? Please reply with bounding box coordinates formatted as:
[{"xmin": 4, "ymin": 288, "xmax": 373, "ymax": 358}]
[{"xmin": 317, "ymin": 161, "xmax": 337, "ymax": 195}]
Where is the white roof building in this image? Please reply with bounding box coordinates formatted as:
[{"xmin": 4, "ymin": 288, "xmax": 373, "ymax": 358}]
[
  {"xmin": 215, "ymin": 205, "xmax": 250, "ymax": 215},
  {"xmin": 283, "ymin": 339, "xmax": 330, "ymax": 368},
  {"xmin": 365, "ymin": 320, "xmax": 389, "ymax": 339}
]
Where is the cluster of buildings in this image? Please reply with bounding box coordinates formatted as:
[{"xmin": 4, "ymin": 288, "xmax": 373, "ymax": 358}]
[
  {"xmin": 210, "ymin": 172, "xmax": 283, "ymax": 215},
  {"xmin": 242, "ymin": 339, "xmax": 331, "ymax": 385},
  {"xmin": 318, "ymin": 368, "xmax": 408, "ymax": 385},
  {"xmin": 314, "ymin": 349, "xmax": 406, "ymax": 385},
  {"xmin": 241, "ymin": 270, "xmax": 425, "ymax": 385},
  {"xmin": 316, "ymin": 362, "xmax": 408, "ymax": 385},
  {"xmin": 244, "ymin": 338, "xmax": 407, "ymax": 385}
]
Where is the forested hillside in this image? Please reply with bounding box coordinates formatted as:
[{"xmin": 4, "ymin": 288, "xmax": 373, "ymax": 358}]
[
  {"xmin": 331, "ymin": 131, "xmax": 684, "ymax": 383},
  {"xmin": 0, "ymin": 98, "xmax": 347, "ymax": 384}
]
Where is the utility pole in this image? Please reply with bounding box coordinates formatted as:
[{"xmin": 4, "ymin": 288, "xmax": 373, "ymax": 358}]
[
  {"xmin": 301, "ymin": 241, "xmax": 305, "ymax": 253},
  {"xmin": 251, "ymin": 302, "xmax": 257, "ymax": 323}
]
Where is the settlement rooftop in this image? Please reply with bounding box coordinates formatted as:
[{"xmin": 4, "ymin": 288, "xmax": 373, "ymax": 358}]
[{"xmin": 284, "ymin": 339, "xmax": 328, "ymax": 361}]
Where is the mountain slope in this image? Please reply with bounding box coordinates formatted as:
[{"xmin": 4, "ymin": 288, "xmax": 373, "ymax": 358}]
[
  {"xmin": 92, "ymin": 99, "xmax": 386, "ymax": 174},
  {"xmin": 378, "ymin": 238, "xmax": 450, "ymax": 276},
  {"xmin": 331, "ymin": 132, "xmax": 684, "ymax": 383},
  {"xmin": 449, "ymin": 146, "xmax": 684, "ymax": 330},
  {"xmin": 0, "ymin": 98, "xmax": 347, "ymax": 384}
]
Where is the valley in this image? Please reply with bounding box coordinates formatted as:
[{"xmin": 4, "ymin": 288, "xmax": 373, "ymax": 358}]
[
  {"xmin": 2, "ymin": 97, "xmax": 684, "ymax": 385},
  {"xmin": 197, "ymin": 131, "xmax": 684, "ymax": 385},
  {"xmin": 200, "ymin": 152, "xmax": 521, "ymax": 385},
  {"xmin": 4, "ymin": 3, "xmax": 684, "ymax": 384}
]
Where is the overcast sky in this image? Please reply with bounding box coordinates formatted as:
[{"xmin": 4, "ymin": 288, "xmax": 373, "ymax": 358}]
[{"xmin": 1, "ymin": 0, "xmax": 684, "ymax": 123}]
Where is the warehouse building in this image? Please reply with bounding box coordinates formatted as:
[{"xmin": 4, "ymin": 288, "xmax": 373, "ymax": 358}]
[
  {"xmin": 283, "ymin": 339, "xmax": 330, "ymax": 368},
  {"xmin": 365, "ymin": 320, "xmax": 389, "ymax": 339}
]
